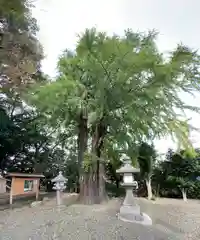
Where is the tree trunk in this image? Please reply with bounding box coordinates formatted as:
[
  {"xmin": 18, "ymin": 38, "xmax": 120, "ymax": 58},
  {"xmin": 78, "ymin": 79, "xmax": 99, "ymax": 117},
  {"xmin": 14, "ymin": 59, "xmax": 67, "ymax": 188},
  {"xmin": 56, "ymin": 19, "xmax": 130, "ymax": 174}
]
[
  {"xmin": 156, "ymin": 183, "xmax": 160, "ymax": 198},
  {"xmin": 145, "ymin": 178, "xmax": 153, "ymax": 200},
  {"xmin": 94, "ymin": 119, "xmax": 108, "ymax": 203},
  {"xmin": 85, "ymin": 119, "xmax": 107, "ymax": 204},
  {"xmin": 79, "ymin": 114, "xmax": 108, "ymax": 204},
  {"xmin": 98, "ymin": 161, "xmax": 108, "ymax": 202},
  {"xmin": 77, "ymin": 112, "xmax": 88, "ymax": 166},
  {"xmin": 78, "ymin": 111, "xmax": 89, "ymax": 202},
  {"xmin": 116, "ymin": 179, "xmax": 120, "ymax": 189},
  {"xmin": 79, "ymin": 170, "xmax": 99, "ymax": 204},
  {"xmin": 181, "ymin": 188, "xmax": 187, "ymax": 202}
]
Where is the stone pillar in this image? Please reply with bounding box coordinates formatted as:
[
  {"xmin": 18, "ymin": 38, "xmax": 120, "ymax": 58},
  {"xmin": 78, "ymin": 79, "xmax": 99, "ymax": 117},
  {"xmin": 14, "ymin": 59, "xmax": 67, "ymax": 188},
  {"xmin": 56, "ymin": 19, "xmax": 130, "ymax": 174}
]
[{"xmin": 56, "ymin": 188, "xmax": 61, "ymax": 206}]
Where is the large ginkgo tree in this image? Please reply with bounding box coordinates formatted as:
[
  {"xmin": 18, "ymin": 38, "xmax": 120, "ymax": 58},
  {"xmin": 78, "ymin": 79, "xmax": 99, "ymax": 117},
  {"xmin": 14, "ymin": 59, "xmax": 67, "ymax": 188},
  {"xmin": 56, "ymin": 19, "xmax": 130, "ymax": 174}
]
[{"xmin": 28, "ymin": 28, "xmax": 200, "ymax": 204}]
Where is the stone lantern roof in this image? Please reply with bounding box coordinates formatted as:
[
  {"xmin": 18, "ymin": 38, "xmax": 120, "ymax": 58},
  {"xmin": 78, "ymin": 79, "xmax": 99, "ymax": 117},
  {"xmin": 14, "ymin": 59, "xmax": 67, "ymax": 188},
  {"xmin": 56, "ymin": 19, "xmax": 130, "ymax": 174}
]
[
  {"xmin": 116, "ymin": 161, "xmax": 140, "ymax": 174},
  {"xmin": 51, "ymin": 171, "xmax": 67, "ymax": 183}
]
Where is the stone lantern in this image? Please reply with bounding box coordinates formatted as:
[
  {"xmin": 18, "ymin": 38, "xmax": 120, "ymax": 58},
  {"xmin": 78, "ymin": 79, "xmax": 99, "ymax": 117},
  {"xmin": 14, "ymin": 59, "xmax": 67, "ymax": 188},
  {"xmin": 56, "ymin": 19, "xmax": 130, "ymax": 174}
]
[
  {"xmin": 51, "ymin": 171, "xmax": 67, "ymax": 206},
  {"xmin": 116, "ymin": 155, "xmax": 152, "ymax": 225}
]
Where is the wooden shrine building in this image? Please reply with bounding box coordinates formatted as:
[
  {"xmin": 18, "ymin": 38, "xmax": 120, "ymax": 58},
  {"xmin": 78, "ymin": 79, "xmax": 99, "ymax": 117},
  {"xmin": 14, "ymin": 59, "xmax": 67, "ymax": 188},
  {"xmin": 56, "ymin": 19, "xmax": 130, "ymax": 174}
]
[{"xmin": 6, "ymin": 172, "xmax": 44, "ymax": 205}]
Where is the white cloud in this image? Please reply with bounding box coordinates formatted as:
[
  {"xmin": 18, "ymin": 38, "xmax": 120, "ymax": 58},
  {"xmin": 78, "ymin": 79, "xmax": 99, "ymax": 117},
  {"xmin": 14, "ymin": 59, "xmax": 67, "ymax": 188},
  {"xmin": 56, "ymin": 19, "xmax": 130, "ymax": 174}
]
[{"xmin": 32, "ymin": 0, "xmax": 200, "ymax": 153}]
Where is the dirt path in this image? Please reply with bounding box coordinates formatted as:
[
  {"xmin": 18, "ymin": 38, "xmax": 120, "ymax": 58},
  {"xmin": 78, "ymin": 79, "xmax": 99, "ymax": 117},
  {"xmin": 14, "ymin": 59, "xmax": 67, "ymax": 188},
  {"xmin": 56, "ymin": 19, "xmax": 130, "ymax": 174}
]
[{"xmin": 1, "ymin": 198, "xmax": 200, "ymax": 239}]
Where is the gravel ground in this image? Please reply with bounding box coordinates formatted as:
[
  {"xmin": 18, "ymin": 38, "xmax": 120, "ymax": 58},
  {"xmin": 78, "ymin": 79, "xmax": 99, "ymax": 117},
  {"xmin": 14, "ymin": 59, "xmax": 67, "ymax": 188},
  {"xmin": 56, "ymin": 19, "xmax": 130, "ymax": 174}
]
[{"xmin": 1, "ymin": 197, "xmax": 200, "ymax": 240}]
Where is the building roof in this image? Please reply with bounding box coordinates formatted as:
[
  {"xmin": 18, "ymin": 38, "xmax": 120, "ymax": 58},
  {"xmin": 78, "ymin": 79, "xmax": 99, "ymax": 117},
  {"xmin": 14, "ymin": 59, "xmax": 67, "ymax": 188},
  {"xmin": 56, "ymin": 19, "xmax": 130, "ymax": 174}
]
[{"xmin": 6, "ymin": 173, "xmax": 45, "ymax": 178}]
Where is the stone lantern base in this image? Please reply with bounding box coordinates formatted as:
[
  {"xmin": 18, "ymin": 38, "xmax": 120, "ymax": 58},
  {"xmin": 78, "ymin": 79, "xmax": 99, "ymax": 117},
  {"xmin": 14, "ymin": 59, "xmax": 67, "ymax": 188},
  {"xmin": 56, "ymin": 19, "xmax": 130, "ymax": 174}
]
[
  {"xmin": 118, "ymin": 207, "xmax": 152, "ymax": 226},
  {"xmin": 117, "ymin": 188, "xmax": 152, "ymax": 226}
]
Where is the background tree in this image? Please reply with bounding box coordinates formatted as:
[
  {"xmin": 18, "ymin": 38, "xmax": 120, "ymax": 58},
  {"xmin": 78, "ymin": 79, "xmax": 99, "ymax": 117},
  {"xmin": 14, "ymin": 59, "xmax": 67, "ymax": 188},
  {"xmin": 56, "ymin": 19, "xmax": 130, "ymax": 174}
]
[
  {"xmin": 166, "ymin": 149, "xmax": 200, "ymax": 201},
  {"xmin": 137, "ymin": 142, "xmax": 157, "ymax": 200},
  {"xmin": 152, "ymin": 159, "xmax": 171, "ymax": 198},
  {"xmin": 0, "ymin": 0, "xmax": 49, "ymax": 178},
  {"xmin": 0, "ymin": 0, "xmax": 44, "ymax": 91}
]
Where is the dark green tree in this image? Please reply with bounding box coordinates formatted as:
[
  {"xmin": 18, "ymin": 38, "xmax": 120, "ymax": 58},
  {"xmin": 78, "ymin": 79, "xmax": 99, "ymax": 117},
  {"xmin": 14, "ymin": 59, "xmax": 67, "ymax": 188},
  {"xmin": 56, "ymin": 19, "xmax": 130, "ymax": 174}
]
[
  {"xmin": 137, "ymin": 142, "xmax": 157, "ymax": 199},
  {"xmin": 166, "ymin": 149, "xmax": 200, "ymax": 201}
]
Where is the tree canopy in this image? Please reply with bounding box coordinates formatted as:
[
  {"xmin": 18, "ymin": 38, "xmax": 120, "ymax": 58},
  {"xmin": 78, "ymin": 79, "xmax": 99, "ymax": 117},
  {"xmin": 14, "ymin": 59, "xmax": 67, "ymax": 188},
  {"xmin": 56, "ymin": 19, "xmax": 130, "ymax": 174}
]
[{"xmin": 31, "ymin": 29, "xmax": 200, "ymax": 144}]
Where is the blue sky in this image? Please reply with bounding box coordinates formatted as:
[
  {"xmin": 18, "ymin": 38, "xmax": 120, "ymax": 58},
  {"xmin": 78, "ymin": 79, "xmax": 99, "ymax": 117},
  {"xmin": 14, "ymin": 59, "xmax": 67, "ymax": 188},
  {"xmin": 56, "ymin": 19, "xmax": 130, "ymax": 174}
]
[{"xmin": 32, "ymin": 0, "xmax": 200, "ymax": 153}]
